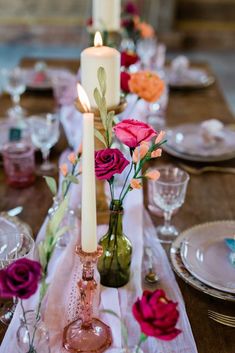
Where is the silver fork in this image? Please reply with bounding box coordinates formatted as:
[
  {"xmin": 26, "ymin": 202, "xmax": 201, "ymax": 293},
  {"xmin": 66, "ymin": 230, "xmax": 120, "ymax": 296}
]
[{"xmin": 208, "ymin": 310, "xmax": 235, "ymax": 327}]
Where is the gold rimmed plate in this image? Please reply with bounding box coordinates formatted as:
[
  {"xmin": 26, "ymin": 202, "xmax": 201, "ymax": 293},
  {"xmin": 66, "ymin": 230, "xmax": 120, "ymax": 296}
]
[
  {"xmin": 166, "ymin": 68, "xmax": 215, "ymax": 90},
  {"xmin": 170, "ymin": 221, "xmax": 235, "ymax": 302}
]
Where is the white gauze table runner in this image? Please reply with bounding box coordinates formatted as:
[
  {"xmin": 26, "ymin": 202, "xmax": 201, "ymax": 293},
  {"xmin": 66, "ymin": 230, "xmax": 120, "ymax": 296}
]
[{"xmin": 0, "ymin": 98, "xmax": 198, "ymax": 353}]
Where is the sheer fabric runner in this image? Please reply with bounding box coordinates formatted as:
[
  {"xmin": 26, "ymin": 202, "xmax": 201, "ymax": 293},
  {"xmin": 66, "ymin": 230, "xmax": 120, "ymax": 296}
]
[{"xmin": 0, "ymin": 102, "xmax": 198, "ymax": 353}]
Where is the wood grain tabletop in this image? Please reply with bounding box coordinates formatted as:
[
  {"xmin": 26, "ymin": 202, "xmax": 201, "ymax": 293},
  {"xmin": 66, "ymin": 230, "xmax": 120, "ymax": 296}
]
[{"xmin": 0, "ymin": 58, "xmax": 235, "ymax": 352}]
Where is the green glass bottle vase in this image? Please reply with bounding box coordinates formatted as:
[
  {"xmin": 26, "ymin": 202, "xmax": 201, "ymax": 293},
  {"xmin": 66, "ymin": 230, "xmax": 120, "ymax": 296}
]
[{"xmin": 98, "ymin": 200, "xmax": 132, "ymax": 288}]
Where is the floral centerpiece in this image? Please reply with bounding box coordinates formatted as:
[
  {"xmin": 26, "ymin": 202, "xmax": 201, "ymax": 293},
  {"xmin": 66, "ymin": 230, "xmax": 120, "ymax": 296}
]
[
  {"xmin": 121, "ymin": 1, "xmax": 155, "ymax": 44},
  {"xmin": 92, "ymin": 67, "xmax": 166, "ymax": 287}
]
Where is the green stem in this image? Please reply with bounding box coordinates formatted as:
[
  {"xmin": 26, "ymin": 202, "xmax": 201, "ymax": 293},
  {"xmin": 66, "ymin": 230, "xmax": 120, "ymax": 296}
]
[
  {"xmin": 120, "ymin": 161, "xmax": 143, "ymax": 203},
  {"xmin": 119, "ymin": 162, "xmax": 134, "ymax": 200},
  {"xmin": 64, "ymin": 162, "xmax": 77, "ymax": 198},
  {"xmin": 20, "ymin": 300, "xmax": 31, "ymax": 352},
  {"xmin": 108, "ymin": 180, "xmax": 114, "ymax": 200},
  {"xmin": 136, "ymin": 333, "xmax": 147, "ymax": 353}
]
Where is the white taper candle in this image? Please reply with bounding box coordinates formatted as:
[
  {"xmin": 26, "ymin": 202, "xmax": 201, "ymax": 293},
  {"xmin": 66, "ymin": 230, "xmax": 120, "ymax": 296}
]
[{"xmin": 77, "ymin": 84, "xmax": 97, "ymax": 253}]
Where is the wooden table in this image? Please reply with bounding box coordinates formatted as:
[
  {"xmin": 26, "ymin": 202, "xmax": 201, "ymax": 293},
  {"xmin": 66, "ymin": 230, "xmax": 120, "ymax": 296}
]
[{"xmin": 0, "ymin": 58, "xmax": 235, "ymax": 353}]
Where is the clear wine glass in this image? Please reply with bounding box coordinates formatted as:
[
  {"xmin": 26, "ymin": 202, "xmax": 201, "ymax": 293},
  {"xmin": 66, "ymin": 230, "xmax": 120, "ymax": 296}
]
[
  {"xmin": 29, "ymin": 113, "xmax": 60, "ymax": 173},
  {"xmin": 151, "ymin": 166, "xmax": 189, "ymax": 242},
  {"xmin": 1, "ymin": 67, "xmax": 26, "ymax": 119},
  {"xmin": 136, "ymin": 38, "xmax": 157, "ymax": 69}
]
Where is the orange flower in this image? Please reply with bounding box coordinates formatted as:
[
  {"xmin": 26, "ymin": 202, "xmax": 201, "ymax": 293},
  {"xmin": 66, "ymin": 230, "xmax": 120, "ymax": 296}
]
[
  {"xmin": 133, "ymin": 142, "xmax": 149, "ymax": 163},
  {"xmin": 129, "ymin": 71, "xmax": 164, "ymax": 103},
  {"xmin": 130, "ymin": 178, "xmax": 142, "ymax": 189},
  {"xmin": 133, "ymin": 15, "xmax": 141, "ymax": 27},
  {"xmin": 68, "ymin": 152, "xmax": 76, "ymax": 165},
  {"xmin": 155, "ymin": 130, "xmax": 166, "ymax": 144},
  {"xmin": 60, "ymin": 163, "xmax": 68, "ymax": 177},
  {"xmin": 137, "ymin": 22, "xmax": 155, "ymax": 39},
  {"xmin": 151, "ymin": 148, "xmax": 162, "ymax": 158},
  {"xmin": 145, "ymin": 170, "xmax": 160, "ymax": 181}
]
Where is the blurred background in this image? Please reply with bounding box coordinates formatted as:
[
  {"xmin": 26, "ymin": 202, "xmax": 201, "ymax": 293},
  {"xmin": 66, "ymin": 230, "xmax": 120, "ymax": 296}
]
[{"xmin": 0, "ymin": 0, "xmax": 234, "ymax": 113}]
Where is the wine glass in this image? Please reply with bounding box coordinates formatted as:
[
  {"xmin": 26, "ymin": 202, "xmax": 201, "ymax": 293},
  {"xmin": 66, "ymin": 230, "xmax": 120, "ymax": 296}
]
[
  {"xmin": 29, "ymin": 113, "xmax": 60, "ymax": 173},
  {"xmin": 1, "ymin": 67, "xmax": 26, "ymax": 120},
  {"xmin": 151, "ymin": 166, "xmax": 189, "ymax": 242},
  {"xmin": 136, "ymin": 38, "xmax": 157, "ymax": 69}
]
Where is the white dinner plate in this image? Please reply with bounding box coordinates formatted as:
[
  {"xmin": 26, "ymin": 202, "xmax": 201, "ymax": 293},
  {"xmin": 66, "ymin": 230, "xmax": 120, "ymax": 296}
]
[
  {"xmin": 24, "ymin": 67, "xmax": 73, "ymax": 90},
  {"xmin": 170, "ymin": 227, "xmax": 235, "ymax": 302},
  {"xmin": 164, "ymin": 123, "xmax": 235, "ymax": 162},
  {"xmin": 180, "ymin": 221, "xmax": 235, "ymax": 294},
  {"xmin": 166, "ymin": 68, "xmax": 215, "ymax": 90}
]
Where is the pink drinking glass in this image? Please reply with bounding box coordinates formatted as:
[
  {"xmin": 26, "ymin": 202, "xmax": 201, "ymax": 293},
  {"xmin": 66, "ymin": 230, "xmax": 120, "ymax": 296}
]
[{"xmin": 2, "ymin": 142, "xmax": 35, "ymax": 188}]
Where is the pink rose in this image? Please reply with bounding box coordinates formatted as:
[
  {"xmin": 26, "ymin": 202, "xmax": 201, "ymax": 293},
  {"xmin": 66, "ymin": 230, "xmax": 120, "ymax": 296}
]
[
  {"xmin": 0, "ymin": 258, "xmax": 42, "ymax": 300},
  {"xmin": 95, "ymin": 148, "xmax": 129, "ymax": 180},
  {"xmin": 132, "ymin": 289, "xmax": 181, "ymax": 341},
  {"xmin": 113, "ymin": 119, "xmax": 157, "ymax": 148}
]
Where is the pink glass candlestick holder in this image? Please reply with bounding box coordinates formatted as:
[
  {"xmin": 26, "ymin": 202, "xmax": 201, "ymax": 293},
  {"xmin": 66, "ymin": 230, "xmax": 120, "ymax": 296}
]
[{"xmin": 63, "ymin": 245, "xmax": 112, "ymax": 353}]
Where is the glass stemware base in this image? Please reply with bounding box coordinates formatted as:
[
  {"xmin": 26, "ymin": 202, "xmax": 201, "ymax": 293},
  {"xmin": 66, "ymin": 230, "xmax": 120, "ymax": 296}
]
[
  {"xmin": 7, "ymin": 105, "xmax": 26, "ymax": 120},
  {"xmin": 156, "ymin": 224, "xmax": 179, "ymax": 244},
  {"xmin": 36, "ymin": 161, "xmax": 57, "ymax": 175}
]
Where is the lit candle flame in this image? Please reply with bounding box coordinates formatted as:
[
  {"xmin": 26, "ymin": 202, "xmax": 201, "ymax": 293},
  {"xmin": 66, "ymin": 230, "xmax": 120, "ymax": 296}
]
[
  {"xmin": 77, "ymin": 84, "xmax": 91, "ymax": 112},
  {"xmin": 94, "ymin": 31, "xmax": 103, "ymax": 47}
]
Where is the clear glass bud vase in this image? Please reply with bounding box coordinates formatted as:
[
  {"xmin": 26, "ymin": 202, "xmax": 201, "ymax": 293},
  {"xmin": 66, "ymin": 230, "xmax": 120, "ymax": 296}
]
[
  {"xmin": 98, "ymin": 200, "xmax": 132, "ymax": 288},
  {"xmin": 16, "ymin": 310, "xmax": 50, "ymax": 353}
]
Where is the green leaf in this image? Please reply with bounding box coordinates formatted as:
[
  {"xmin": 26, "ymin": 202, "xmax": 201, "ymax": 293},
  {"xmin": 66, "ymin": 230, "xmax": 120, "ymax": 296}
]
[
  {"xmin": 39, "ymin": 279, "xmax": 49, "ymax": 301},
  {"xmin": 51, "ymin": 226, "xmax": 69, "ymax": 247},
  {"xmin": 38, "ymin": 242, "xmax": 47, "ymax": 270},
  {"xmin": 107, "ymin": 110, "xmax": 115, "ymax": 146},
  {"xmin": 43, "ymin": 176, "xmax": 57, "ymax": 196},
  {"xmin": 97, "ymin": 67, "xmax": 106, "ymax": 96},
  {"xmin": 62, "ymin": 179, "xmax": 67, "ymax": 197},
  {"xmin": 94, "ymin": 128, "xmax": 107, "ymax": 147},
  {"xmin": 66, "ymin": 175, "xmax": 79, "ymax": 184},
  {"xmin": 93, "ymin": 88, "xmax": 102, "ymax": 110},
  {"xmin": 47, "ymin": 197, "xmax": 69, "ymax": 236}
]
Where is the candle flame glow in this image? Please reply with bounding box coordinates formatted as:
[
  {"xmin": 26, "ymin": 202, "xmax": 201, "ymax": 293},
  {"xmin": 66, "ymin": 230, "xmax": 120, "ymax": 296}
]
[
  {"xmin": 77, "ymin": 84, "xmax": 91, "ymax": 112},
  {"xmin": 94, "ymin": 31, "xmax": 103, "ymax": 47}
]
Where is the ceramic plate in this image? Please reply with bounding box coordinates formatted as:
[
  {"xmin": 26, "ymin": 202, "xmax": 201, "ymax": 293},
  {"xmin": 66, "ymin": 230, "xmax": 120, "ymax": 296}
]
[
  {"xmin": 166, "ymin": 68, "xmax": 215, "ymax": 90},
  {"xmin": 0, "ymin": 213, "xmax": 33, "ymax": 262},
  {"xmin": 24, "ymin": 68, "xmax": 72, "ymax": 90},
  {"xmin": 170, "ymin": 222, "xmax": 235, "ymax": 302},
  {"xmin": 180, "ymin": 221, "xmax": 235, "ymax": 293},
  {"xmin": 164, "ymin": 124, "xmax": 235, "ymax": 162}
]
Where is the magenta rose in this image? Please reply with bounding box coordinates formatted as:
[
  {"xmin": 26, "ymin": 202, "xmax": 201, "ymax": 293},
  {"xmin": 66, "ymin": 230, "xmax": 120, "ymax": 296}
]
[
  {"xmin": 0, "ymin": 258, "xmax": 42, "ymax": 300},
  {"xmin": 95, "ymin": 148, "xmax": 129, "ymax": 180},
  {"xmin": 113, "ymin": 119, "xmax": 157, "ymax": 148},
  {"xmin": 121, "ymin": 71, "xmax": 131, "ymax": 93},
  {"xmin": 124, "ymin": 1, "xmax": 139, "ymax": 15},
  {"xmin": 121, "ymin": 51, "xmax": 139, "ymax": 68},
  {"xmin": 132, "ymin": 289, "xmax": 181, "ymax": 341}
]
